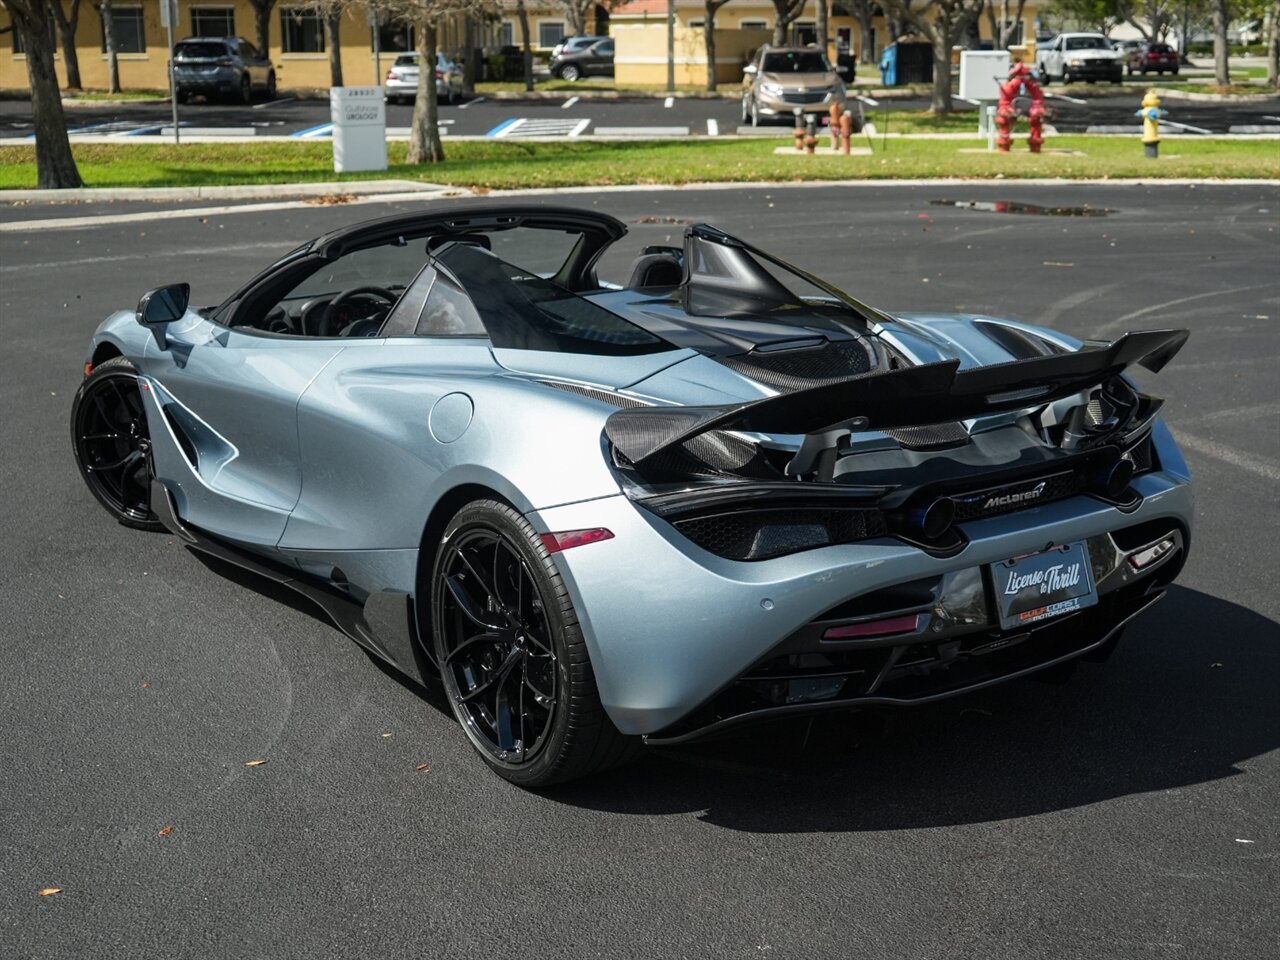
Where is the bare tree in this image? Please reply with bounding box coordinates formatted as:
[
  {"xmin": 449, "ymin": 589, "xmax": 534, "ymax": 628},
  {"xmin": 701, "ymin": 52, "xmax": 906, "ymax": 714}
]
[
  {"xmin": 3, "ymin": 0, "xmax": 82, "ymax": 186},
  {"xmin": 247, "ymin": 0, "xmax": 278, "ymax": 56},
  {"xmin": 815, "ymin": 0, "xmax": 829, "ymax": 54},
  {"xmin": 1211, "ymin": 0, "xmax": 1230, "ymax": 83},
  {"xmin": 984, "ymin": 0, "xmax": 1030, "ymax": 47},
  {"xmin": 770, "ymin": 0, "xmax": 806, "ymax": 44},
  {"xmin": 514, "ymin": 0, "xmax": 534, "ymax": 90},
  {"xmin": 703, "ymin": 0, "xmax": 733, "ymax": 91},
  {"xmin": 552, "ymin": 0, "xmax": 617, "ymax": 36},
  {"xmin": 101, "ymin": 0, "xmax": 120, "ymax": 93},
  {"xmin": 1269, "ymin": 0, "xmax": 1279, "ymax": 87},
  {"xmin": 325, "ymin": 8, "xmax": 344, "ymax": 86},
  {"xmin": 847, "ymin": 0, "xmax": 878, "ymax": 62},
  {"xmin": 878, "ymin": 0, "xmax": 987, "ymax": 113},
  {"xmin": 46, "ymin": 0, "xmax": 84, "ymax": 90}
]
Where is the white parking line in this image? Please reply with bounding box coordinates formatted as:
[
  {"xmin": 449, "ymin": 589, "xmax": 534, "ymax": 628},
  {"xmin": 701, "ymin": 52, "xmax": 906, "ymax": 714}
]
[
  {"xmin": 562, "ymin": 96, "xmax": 579, "ymax": 109},
  {"xmin": 458, "ymin": 96, "xmax": 484, "ymax": 109},
  {"xmin": 706, "ymin": 118, "xmax": 719, "ymax": 136},
  {"xmin": 252, "ymin": 97, "xmax": 295, "ymax": 109},
  {"xmin": 1045, "ymin": 93, "xmax": 1087, "ymax": 104},
  {"xmin": 856, "ymin": 95, "xmax": 879, "ymax": 107},
  {"xmin": 663, "ymin": 97, "xmax": 674, "ymax": 108},
  {"xmin": 569, "ymin": 119, "xmax": 591, "ymax": 137},
  {"xmin": 494, "ymin": 117, "xmax": 527, "ymax": 138}
]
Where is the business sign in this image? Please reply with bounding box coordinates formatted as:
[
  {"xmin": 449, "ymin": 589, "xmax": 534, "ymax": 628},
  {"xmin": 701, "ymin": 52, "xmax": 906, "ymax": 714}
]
[{"xmin": 330, "ymin": 86, "xmax": 387, "ymax": 173}]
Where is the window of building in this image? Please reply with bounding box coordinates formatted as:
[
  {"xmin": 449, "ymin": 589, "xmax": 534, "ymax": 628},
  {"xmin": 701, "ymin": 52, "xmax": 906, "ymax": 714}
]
[
  {"xmin": 190, "ymin": 7, "xmax": 235, "ymax": 37},
  {"xmin": 500, "ymin": 21, "xmax": 514, "ymax": 47},
  {"xmin": 378, "ymin": 20, "xmax": 414, "ymax": 52},
  {"xmin": 688, "ymin": 19, "xmax": 705, "ymax": 29},
  {"xmin": 538, "ymin": 21, "xmax": 565, "ymax": 49},
  {"xmin": 102, "ymin": 7, "xmax": 146, "ymax": 54},
  {"xmin": 281, "ymin": 8, "xmax": 324, "ymax": 53},
  {"xmin": 793, "ymin": 22, "xmax": 816, "ymax": 45},
  {"xmin": 740, "ymin": 20, "xmax": 769, "ymax": 30}
]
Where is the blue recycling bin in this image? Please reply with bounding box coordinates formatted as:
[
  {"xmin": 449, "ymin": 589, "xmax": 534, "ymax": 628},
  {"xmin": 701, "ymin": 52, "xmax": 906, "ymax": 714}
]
[{"xmin": 879, "ymin": 44, "xmax": 899, "ymax": 86}]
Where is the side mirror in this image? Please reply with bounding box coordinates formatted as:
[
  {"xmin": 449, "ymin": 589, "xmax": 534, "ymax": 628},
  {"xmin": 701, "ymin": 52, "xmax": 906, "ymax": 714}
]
[
  {"xmin": 136, "ymin": 282, "xmax": 190, "ymax": 350},
  {"xmin": 743, "ymin": 64, "xmax": 758, "ymax": 76}
]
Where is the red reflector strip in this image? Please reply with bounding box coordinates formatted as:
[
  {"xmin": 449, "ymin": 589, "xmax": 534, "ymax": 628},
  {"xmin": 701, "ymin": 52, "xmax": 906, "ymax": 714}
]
[
  {"xmin": 539, "ymin": 528, "xmax": 614, "ymax": 554},
  {"xmin": 823, "ymin": 613, "xmax": 922, "ymax": 641},
  {"xmin": 84, "ymin": 362, "xmax": 93, "ymax": 376}
]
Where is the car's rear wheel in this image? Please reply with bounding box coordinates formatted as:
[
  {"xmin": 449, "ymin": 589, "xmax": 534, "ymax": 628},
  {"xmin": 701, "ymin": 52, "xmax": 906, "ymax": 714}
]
[
  {"xmin": 70, "ymin": 356, "xmax": 163, "ymax": 531},
  {"xmin": 266, "ymin": 71, "xmax": 277, "ymax": 99},
  {"xmin": 560, "ymin": 64, "xmax": 581, "ymax": 82},
  {"xmin": 239, "ymin": 74, "xmax": 252, "ymax": 104},
  {"xmin": 430, "ymin": 500, "xmax": 639, "ymax": 787}
]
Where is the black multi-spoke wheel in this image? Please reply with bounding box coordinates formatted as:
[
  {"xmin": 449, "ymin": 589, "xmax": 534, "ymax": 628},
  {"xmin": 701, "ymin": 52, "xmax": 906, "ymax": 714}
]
[
  {"xmin": 70, "ymin": 356, "xmax": 163, "ymax": 530},
  {"xmin": 430, "ymin": 500, "xmax": 638, "ymax": 787}
]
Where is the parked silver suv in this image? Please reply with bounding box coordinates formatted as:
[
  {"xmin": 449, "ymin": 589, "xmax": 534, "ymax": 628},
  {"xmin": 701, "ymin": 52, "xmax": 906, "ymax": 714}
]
[{"xmin": 742, "ymin": 46, "xmax": 846, "ymax": 126}]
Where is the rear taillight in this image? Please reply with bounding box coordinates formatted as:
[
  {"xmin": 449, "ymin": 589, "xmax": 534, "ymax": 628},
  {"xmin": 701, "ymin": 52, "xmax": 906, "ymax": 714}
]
[{"xmin": 539, "ymin": 529, "xmax": 614, "ymax": 553}]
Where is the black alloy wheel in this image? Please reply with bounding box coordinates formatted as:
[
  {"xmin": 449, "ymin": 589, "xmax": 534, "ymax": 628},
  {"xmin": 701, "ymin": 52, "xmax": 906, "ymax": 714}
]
[
  {"xmin": 70, "ymin": 356, "xmax": 163, "ymax": 530},
  {"xmin": 430, "ymin": 500, "xmax": 638, "ymax": 787}
]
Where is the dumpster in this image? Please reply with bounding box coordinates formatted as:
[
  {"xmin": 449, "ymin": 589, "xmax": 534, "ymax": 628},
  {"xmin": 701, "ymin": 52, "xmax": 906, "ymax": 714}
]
[{"xmin": 898, "ymin": 41, "xmax": 933, "ymax": 84}]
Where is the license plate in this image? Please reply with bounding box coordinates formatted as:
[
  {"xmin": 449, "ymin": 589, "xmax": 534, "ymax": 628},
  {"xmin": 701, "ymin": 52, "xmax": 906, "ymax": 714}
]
[{"xmin": 992, "ymin": 541, "xmax": 1097, "ymax": 630}]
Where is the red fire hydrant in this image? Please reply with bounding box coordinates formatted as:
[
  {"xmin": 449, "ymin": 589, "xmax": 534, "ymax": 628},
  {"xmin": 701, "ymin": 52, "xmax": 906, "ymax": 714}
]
[{"xmin": 995, "ymin": 62, "xmax": 1046, "ymax": 154}]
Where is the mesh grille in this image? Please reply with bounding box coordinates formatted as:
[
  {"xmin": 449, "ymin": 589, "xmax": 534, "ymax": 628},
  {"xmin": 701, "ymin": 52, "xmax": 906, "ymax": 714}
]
[
  {"xmin": 780, "ymin": 90, "xmax": 828, "ymax": 104},
  {"xmin": 885, "ymin": 422, "xmax": 970, "ymax": 450},
  {"xmin": 1123, "ymin": 433, "xmax": 1154, "ymax": 473},
  {"xmin": 717, "ymin": 340, "xmax": 873, "ymax": 393},
  {"xmin": 674, "ymin": 508, "xmax": 888, "ymax": 561},
  {"xmin": 951, "ymin": 471, "xmax": 1083, "ymax": 522},
  {"xmin": 541, "ymin": 381, "xmax": 650, "ymax": 409}
]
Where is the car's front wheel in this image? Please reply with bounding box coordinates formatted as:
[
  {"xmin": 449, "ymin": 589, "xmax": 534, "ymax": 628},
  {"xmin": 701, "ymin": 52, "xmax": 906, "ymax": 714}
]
[
  {"xmin": 70, "ymin": 356, "xmax": 163, "ymax": 531},
  {"xmin": 430, "ymin": 500, "xmax": 639, "ymax": 787},
  {"xmin": 560, "ymin": 64, "xmax": 581, "ymax": 82}
]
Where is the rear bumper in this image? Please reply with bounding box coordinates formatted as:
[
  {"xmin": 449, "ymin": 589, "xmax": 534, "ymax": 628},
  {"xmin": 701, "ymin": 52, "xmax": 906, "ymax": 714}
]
[
  {"xmin": 532, "ymin": 426, "xmax": 1192, "ymax": 738},
  {"xmin": 174, "ymin": 68, "xmax": 241, "ymax": 92}
]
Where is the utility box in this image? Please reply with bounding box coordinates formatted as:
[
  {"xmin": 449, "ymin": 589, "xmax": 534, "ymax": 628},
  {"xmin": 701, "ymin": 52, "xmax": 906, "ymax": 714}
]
[
  {"xmin": 959, "ymin": 50, "xmax": 1011, "ymax": 101},
  {"xmin": 330, "ymin": 86, "xmax": 387, "ymax": 174}
]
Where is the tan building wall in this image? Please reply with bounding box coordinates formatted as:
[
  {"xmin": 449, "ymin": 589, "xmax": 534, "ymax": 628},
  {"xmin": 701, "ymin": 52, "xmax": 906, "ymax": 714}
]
[{"xmin": 612, "ymin": 19, "xmax": 770, "ymax": 86}]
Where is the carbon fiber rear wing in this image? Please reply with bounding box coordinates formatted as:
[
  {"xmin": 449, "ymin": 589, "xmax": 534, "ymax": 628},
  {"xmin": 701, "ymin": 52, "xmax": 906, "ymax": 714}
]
[{"xmin": 604, "ymin": 328, "xmax": 1189, "ymax": 472}]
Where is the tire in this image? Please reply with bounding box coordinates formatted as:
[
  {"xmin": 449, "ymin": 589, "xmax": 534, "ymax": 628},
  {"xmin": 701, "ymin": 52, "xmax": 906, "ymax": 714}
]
[
  {"xmin": 266, "ymin": 72, "xmax": 277, "ymax": 99},
  {"xmin": 1062, "ymin": 68, "xmax": 1072, "ymax": 85},
  {"xmin": 70, "ymin": 356, "xmax": 164, "ymax": 531},
  {"xmin": 560, "ymin": 63, "xmax": 581, "ymax": 82},
  {"xmin": 239, "ymin": 74, "xmax": 252, "ymax": 104},
  {"xmin": 1171, "ymin": 66, "xmax": 1179, "ymax": 76},
  {"xmin": 1038, "ymin": 64, "xmax": 1049, "ymax": 84},
  {"xmin": 750, "ymin": 97, "xmax": 760, "ymax": 127},
  {"xmin": 741, "ymin": 94, "xmax": 750, "ymax": 124},
  {"xmin": 430, "ymin": 499, "xmax": 640, "ymax": 787}
]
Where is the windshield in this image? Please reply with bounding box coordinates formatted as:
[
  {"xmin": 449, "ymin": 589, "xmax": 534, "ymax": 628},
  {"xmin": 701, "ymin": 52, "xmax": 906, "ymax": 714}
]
[
  {"xmin": 1065, "ymin": 37, "xmax": 1111, "ymax": 50},
  {"xmin": 762, "ymin": 51, "xmax": 829, "ymax": 73},
  {"xmin": 435, "ymin": 243, "xmax": 670, "ymax": 355},
  {"xmin": 175, "ymin": 41, "xmax": 229, "ymax": 59}
]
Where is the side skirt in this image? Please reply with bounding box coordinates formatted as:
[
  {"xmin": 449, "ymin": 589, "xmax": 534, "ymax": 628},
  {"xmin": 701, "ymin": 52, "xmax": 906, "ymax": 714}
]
[{"xmin": 151, "ymin": 480, "xmax": 427, "ymax": 685}]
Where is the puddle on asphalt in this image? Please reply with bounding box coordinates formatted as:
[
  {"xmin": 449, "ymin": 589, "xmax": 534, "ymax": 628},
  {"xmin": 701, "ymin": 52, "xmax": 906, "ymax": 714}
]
[{"xmin": 931, "ymin": 199, "xmax": 1115, "ymax": 217}]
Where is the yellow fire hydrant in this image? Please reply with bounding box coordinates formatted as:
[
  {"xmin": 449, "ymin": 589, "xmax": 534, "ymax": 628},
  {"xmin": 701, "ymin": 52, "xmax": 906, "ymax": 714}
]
[{"xmin": 1136, "ymin": 90, "xmax": 1167, "ymax": 159}]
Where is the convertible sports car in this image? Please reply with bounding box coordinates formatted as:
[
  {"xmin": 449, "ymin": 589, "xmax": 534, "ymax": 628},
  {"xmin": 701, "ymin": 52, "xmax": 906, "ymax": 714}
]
[{"xmin": 71, "ymin": 206, "xmax": 1192, "ymax": 786}]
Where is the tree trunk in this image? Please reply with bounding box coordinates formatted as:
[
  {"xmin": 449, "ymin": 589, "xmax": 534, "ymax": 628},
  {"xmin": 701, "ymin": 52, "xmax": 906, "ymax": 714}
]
[
  {"xmin": 1269, "ymin": 0, "xmax": 1280, "ymax": 88},
  {"xmin": 325, "ymin": 10, "xmax": 343, "ymax": 88},
  {"xmin": 516, "ymin": 0, "xmax": 533, "ymax": 92},
  {"xmin": 816, "ymin": 0, "xmax": 829, "ymax": 60},
  {"xmin": 565, "ymin": 2, "xmax": 586, "ymax": 36},
  {"xmin": 408, "ymin": 20, "xmax": 443, "ymax": 164},
  {"xmin": 252, "ymin": 1, "xmax": 274, "ymax": 60},
  {"xmin": 704, "ymin": 0, "xmax": 719, "ymax": 92},
  {"xmin": 462, "ymin": 16, "xmax": 477, "ymax": 93},
  {"xmin": 13, "ymin": 3, "xmax": 83, "ymax": 187},
  {"xmin": 101, "ymin": 0, "xmax": 119, "ymax": 94},
  {"xmin": 49, "ymin": 0, "xmax": 84, "ymax": 91},
  {"xmin": 856, "ymin": 4, "xmax": 876, "ymax": 62},
  {"xmin": 928, "ymin": 23, "xmax": 953, "ymax": 114},
  {"xmin": 1212, "ymin": 0, "xmax": 1230, "ymax": 85}
]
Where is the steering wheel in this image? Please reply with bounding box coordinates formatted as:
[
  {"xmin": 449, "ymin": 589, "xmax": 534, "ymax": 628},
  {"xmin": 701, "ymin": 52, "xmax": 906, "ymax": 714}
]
[{"xmin": 318, "ymin": 285, "xmax": 397, "ymax": 338}]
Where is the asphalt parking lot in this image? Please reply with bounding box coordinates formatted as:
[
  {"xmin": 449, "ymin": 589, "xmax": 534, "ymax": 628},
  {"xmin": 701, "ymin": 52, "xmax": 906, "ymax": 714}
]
[
  {"xmin": 1, "ymin": 87, "xmax": 1278, "ymax": 139},
  {"xmin": 2, "ymin": 183, "xmax": 1278, "ymax": 959}
]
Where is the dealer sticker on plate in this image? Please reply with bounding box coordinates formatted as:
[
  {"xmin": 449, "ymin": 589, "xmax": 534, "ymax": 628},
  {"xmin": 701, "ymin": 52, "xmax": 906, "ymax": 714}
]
[{"xmin": 992, "ymin": 541, "xmax": 1097, "ymax": 631}]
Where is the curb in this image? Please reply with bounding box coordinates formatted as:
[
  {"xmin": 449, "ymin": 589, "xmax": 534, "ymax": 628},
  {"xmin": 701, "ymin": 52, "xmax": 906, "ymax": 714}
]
[
  {"xmin": 0, "ymin": 179, "xmax": 455, "ymax": 202},
  {"xmin": 1150, "ymin": 86, "xmax": 1280, "ymax": 102}
]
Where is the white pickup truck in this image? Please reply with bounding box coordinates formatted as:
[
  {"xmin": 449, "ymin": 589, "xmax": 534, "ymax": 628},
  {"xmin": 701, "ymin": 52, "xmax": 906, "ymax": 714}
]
[{"xmin": 1037, "ymin": 33, "xmax": 1124, "ymax": 84}]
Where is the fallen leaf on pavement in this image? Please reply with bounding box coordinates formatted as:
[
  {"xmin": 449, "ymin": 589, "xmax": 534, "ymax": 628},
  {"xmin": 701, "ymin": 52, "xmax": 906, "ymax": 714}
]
[
  {"xmin": 158, "ymin": 826, "xmax": 173, "ymax": 837},
  {"xmin": 244, "ymin": 759, "xmax": 268, "ymax": 767},
  {"xmin": 39, "ymin": 887, "xmax": 62, "ymax": 897},
  {"xmin": 416, "ymin": 763, "xmax": 431, "ymax": 772}
]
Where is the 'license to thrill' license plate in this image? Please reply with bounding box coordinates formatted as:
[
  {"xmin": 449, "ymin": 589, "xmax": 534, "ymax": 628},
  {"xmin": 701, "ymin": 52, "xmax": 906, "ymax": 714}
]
[{"xmin": 992, "ymin": 541, "xmax": 1097, "ymax": 631}]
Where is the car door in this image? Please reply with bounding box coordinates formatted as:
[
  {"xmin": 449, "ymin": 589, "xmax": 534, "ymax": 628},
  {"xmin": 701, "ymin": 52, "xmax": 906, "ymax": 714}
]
[
  {"xmin": 140, "ymin": 316, "xmax": 347, "ymax": 547},
  {"xmin": 239, "ymin": 40, "xmax": 267, "ymax": 85},
  {"xmin": 593, "ymin": 39, "xmax": 614, "ymax": 76}
]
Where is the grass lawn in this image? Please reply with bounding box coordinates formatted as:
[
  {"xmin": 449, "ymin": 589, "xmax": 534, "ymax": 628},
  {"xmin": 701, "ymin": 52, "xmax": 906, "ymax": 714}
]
[
  {"xmin": 1, "ymin": 136, "xmax": 1276, "ymax": 190},
  {"xmin": 62, "ymin": 90, "xmax": 171, "ymax": 101}
]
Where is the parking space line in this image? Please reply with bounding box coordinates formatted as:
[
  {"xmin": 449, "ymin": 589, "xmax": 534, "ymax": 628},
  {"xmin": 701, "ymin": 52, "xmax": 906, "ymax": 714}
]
[
  {"xmin": 486, "ymin": 117, "xmax": 523, "ymax": 137},
  {"xmin": 253, "ymin": 97, "xmax": 295, "ymax": 109},
  {"xmin": 562, "ymin": 96, "xmax": 579, "ymax": 109},
  {"xmin": 856, "ymin": 95, "xmax": 880, "ymax": 107},
  {"xmin": 569, "ymin": 119, "xmax": 591, "ymax": 137},
  {"xmin": 458, "ymin": 96, "xmax": 484, "ymax": 109},
  {"xmin": 706, "ymin": 119, "xmax": 719, "ymax": 136},
  {"xmin": 664, "ymin": 97, "xmax": 674, "ymax": 108}
]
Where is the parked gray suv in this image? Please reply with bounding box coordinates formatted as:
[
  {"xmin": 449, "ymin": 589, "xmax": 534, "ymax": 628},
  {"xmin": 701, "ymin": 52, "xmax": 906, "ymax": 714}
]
[{"xmin": 172, "ymin": 37, "xmax": 276, "ymax": 104}]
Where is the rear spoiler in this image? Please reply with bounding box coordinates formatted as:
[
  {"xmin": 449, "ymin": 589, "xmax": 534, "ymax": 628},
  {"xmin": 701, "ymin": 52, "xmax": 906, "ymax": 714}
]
[{"xmin": 604, "ymin": 328, "xmax": 1188, "ymax": 471}]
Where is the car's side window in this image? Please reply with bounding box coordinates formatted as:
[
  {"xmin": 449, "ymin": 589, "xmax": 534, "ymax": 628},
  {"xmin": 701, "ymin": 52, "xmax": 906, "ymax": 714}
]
[{"xmin": 415, "ymin": 271, "xmax": 486, "ymax": 338}]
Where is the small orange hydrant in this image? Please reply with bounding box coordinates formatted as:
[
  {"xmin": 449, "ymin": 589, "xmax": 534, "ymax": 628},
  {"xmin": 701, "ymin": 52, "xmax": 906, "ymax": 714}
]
[{"xmin": 995, "ymin": 62, "xmax": 1047, "ymax": 153}]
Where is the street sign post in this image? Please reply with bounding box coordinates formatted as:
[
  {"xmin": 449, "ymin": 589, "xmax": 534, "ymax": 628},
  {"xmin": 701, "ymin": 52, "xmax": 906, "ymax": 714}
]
[{"xmin": 160, "ymin": 0, "xmax": 180, "ymax": 144}]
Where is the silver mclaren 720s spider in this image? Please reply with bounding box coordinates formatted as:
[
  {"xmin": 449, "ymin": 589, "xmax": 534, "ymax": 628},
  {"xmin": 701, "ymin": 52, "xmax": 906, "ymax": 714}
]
[{"xmin": 71, "ymin": 205, "xmax": 1192, "ymax": 786}]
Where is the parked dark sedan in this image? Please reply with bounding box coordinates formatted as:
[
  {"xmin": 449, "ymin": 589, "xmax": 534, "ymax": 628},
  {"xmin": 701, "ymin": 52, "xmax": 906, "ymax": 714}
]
[
  {"xmin": 172, "ymin": 37, "xmax": 276, "ymax": 104},
  {"xmin": 1128, "ymin": 42, "xmax": 1180, "ymax": 75},
  {"xmin": 550, "ymin": 37, "xmax": 614, "ymax": 82}
]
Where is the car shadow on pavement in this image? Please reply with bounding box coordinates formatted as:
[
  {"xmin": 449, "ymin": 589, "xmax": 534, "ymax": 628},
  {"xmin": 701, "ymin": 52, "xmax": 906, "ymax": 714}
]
[{"xmin": 547, "ymin": 585, "xmax": 1280, "ymax": 831}]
